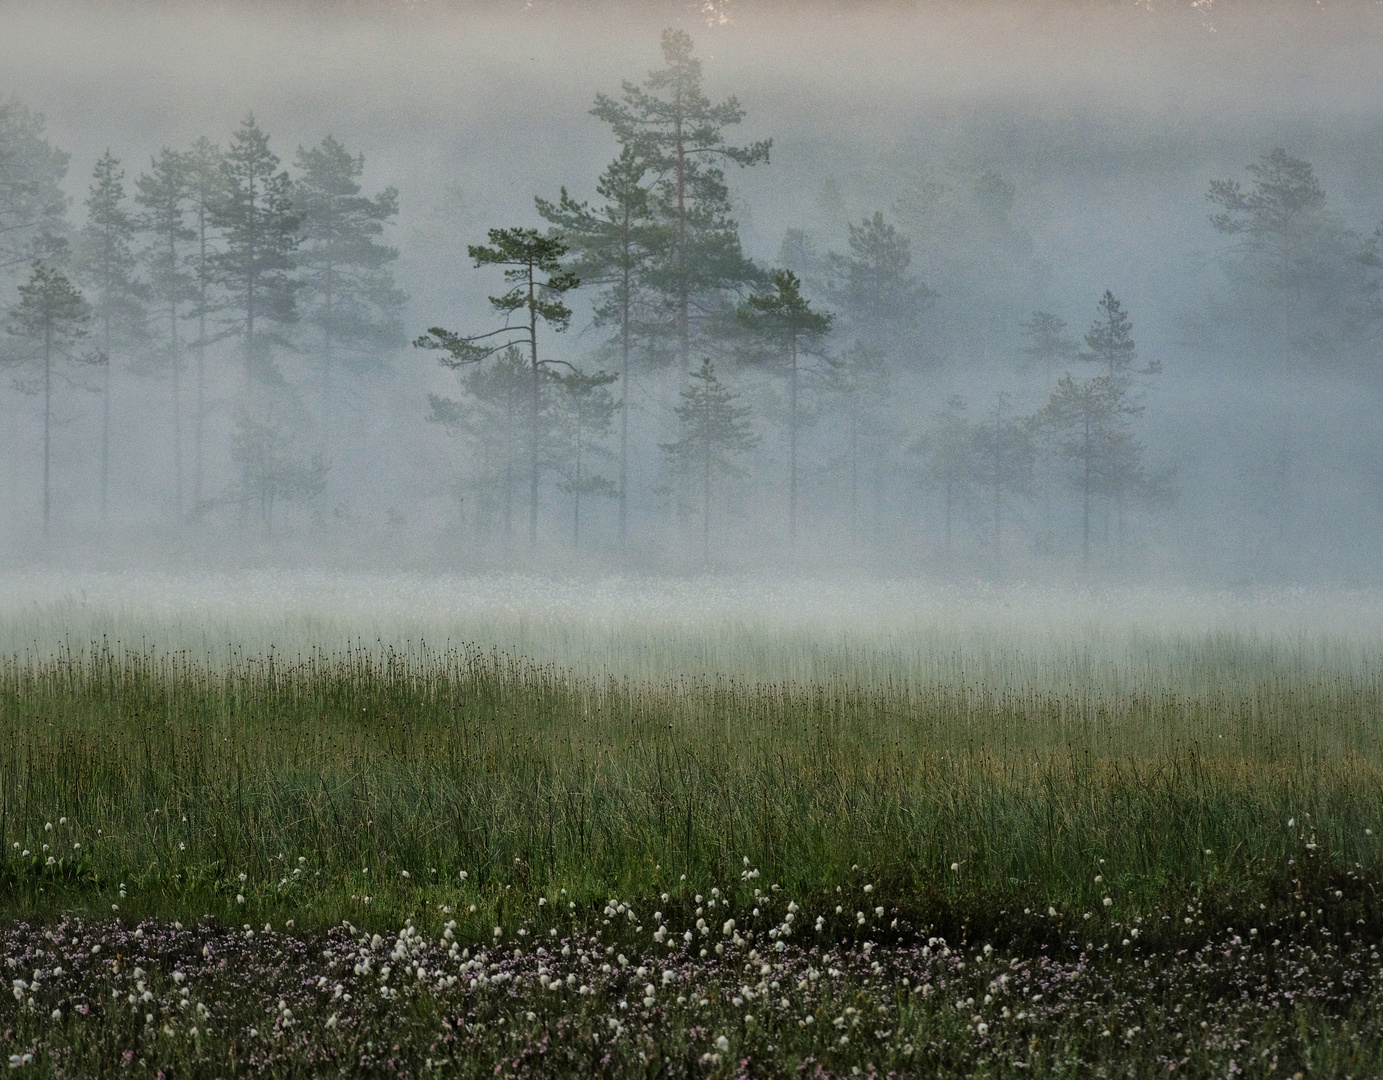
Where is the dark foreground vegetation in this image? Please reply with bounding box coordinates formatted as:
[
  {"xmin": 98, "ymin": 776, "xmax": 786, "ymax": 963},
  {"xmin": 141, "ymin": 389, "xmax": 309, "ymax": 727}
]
[{"xmin": 2, "ymin": 644, "xmax": 1383, "ymax": 1076}]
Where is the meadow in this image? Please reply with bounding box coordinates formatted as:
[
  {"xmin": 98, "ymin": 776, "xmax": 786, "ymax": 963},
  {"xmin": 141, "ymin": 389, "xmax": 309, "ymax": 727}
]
[{"xmin": 2, "ymin": 574, "xmax": 1382, "ymax": 1077}]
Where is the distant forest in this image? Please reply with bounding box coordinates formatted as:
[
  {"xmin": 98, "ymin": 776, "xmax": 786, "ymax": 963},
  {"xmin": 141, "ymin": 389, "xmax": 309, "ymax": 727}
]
[{"xmin": 4, "ymin": 21, "xmax": 1383, "ymax": 581}]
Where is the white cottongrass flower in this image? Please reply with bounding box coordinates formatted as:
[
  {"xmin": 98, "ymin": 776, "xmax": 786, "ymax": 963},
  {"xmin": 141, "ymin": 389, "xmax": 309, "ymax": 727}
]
[
  {"xmin": 1103, "ymin": 897, "xmax": 1113, "ymax": 907},
  {"xmin": 715, "ymin": 1035, "xmax": 730, "ymax": 1052}
]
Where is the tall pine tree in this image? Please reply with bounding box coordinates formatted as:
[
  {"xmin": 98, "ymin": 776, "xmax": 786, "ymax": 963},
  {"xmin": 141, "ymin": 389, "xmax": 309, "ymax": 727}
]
[
  {"xmin": 536, "ymin": 145, "xmax": 667, "ymax": 544},
  {"xmin": 737, "ymin": 269, "xmax": 832, "ymax": 542},
  {"xmin": 134, "ymin": 147, "xmax": 196, "ymax": 516},
  {"xmin": 211, "ymin": 116, "xmax": 298, "ymax": 386},
  {"xmin": 0, "ymin": 99, "xmax": 69, "ymax": 282},
  {"xmin": 294, "ymin": 135, "xmax": 405, "ymax": 458},
  {"xmin": 592, "ymin": 29, "xmax": 769, "ymax": 366},
  {"xmin": 824, "ymin": 211, "xmax": 932, "ymax": 352},
  {"xmin": 183, "ymin": 137, "xmax": 224, "ymax": 513},
  {"xmin": 659, "ymin": 359, "xmax": 759, "ymax": 564},
  {"xmin": 75, "ymin": 150, "xmax": 145, "ymax": 519},
  {"xmin": 415, "ymin": 228, "xmax": 579, "ymax": 548},
  {"xmin": 3, "ymin": 263, "xmax": 96, "ymax": 537}
]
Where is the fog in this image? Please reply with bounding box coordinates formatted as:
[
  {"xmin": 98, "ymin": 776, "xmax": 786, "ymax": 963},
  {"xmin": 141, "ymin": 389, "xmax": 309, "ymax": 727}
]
[{"xmin": 3, "ymin": 0, "xmax": 1383, "ymax": 590}]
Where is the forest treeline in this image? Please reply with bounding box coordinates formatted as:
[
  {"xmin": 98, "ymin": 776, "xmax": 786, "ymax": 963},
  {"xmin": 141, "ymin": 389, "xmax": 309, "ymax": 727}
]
[{"xmin": 3, "ymin": 29, "xmax": 1382, "ymax": 573}]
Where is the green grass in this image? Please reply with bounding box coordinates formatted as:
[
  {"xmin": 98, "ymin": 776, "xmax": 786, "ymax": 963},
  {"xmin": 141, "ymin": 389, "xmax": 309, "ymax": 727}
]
[{"xmin": 3, "ymin": 639, "xmax": 1382, "ymax": 947}]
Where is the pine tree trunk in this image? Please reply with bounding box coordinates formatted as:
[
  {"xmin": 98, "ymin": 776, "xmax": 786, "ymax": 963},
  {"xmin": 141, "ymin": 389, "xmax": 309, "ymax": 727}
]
[
  {"xmin": 101, "ymin": 312, "xmax": 111, "ymax": 522},
  {"xmin": 528, "ymin": 268, "xmax": 540, "ymax": 549},
  {"xmin": 674, "ymin": 112, "xmax": 689, "ymax": 367},
  {"xmin": 43, "ymin": 320, "xmax": 52, "ymax": 540},
  {"xmin": 171, "ymin": 310, "xmax": 182, "ymax": 519},
  {"xmin": 788, "ymin": 337, "xmax": 798, "ymax": 544},
  {"xmin": 618, "ymin": 237, "xmax": 630, "ymax": 550}
]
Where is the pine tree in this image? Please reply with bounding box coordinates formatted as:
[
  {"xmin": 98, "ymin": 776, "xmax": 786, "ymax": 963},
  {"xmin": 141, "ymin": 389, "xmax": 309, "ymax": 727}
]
[
  {"xmin": 415, "ymin": 228, "xmax": 579, "ymax": 548},
  {"xmin": 183, "ymin": 137, "xmax": 224, "ymax": 513},
  {"xmin": 1036, "ymin": 292, "xmax": 1163, "ymax": 565},
  {"xmin": 1018, "ymin": 310, "xmax": 1076, "ymax": 391},
  {"xmin": 825, "ymin": 341, "xmax": 890, "ymax": 540},
  {"xmin": 427, "ymin": 346, "xmax": 530, "ymax": 540},
  {"xmin": 1207, "ymin": 148, "xmax": 1336, "ymax": 357},
  {"xmin": 912, "ymin": 394, "xmax": 980, "ymax": 559},
  {"xmin": 134, "ymin": 147, "xmax": 197, "ymax": 516},
  {"xmin": 592, "ymin": 28, "xmax": 770, "ymax": 366},
  {"xmin": 536, "ymin": 145, "xmax": 667, "ymax": 544},
  {"xmin": 970, "ymin": 391, "xmax": 1037, "ymax": 571},
  {"xmin": 823, "ymin": 212, "xmax": 932, "ymax": 350},
  {"xmin": 659, "ymin": 359, "xmax": 759, "ymax": 564},
  {"xmin": 550, "ymin": 367, "xmax": 619, "ymax": 548},
  {"xmin": 211, "ymin": 116, "xmax": 298, "ymax": 385},
  {"xmin": 75, "ymin": 150, "xmax": 146, "ymax": 519},
  {"xmin": 294, "ymin": 135, "xmax": 405, "ymax": 456},
  {"xmin": 737, "ymin": 269, "xmax": 832, "ymax": 541},
  {"xmin": 0, "ymin": 98, "xmax": 69, "ymax": 281},
  {"xmin": 3, "ymin": 262, "xmax": 97, "ymax": 537},
  {"xmin": 228, "ymin": 399, "xmax": 326, "ymax": 535},
  {"xmin": 1079, "ymin": 291, "xmax": 1152, "ymax": 379},
  {"xmin": 1041, "ymin": 373, "xmax": 1143, "ymax": 566}
]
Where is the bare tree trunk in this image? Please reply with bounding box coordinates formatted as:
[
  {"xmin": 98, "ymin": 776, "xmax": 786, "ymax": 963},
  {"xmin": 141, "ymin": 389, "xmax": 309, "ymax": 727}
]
[
  {"xmin": 618, "ymin": 244, "xmax": 630, "ymax": 550},
  {"xmin": 788, "ymin": 339, "xmax": 798, "ymax": 544},
  {"xmin": 100, "ymin": 312, "xmax": 111, "ymax": 521},
  {"xmin": 43, "ymin": 322, "xmax": 52, "ymax": 540},
  {"xmin": 528, "ymin": 267, "xmax": 540, "ymax": 549}
]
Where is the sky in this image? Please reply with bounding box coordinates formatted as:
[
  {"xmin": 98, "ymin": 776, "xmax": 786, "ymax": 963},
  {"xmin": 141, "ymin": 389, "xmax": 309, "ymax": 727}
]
[{"xmin": 2, "ymin": 0, "xmax": 1382, "ymax": 583}]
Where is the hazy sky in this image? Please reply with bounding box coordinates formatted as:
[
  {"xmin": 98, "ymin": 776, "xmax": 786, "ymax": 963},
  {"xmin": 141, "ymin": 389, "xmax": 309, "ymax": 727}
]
[{"xmin": 4, "ymin": 1, "xmax": 1383, "ymax": 579}]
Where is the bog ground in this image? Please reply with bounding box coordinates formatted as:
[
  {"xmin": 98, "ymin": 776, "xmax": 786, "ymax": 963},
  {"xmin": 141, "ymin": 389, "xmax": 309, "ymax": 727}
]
[{"xmin": 2, "ymin": 575, "xmax": 1382, "ymax": 1077}]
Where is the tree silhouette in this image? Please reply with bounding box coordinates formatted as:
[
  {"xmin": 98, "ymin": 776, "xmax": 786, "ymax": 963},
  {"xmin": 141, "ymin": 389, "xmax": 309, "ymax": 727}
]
[
  {"xmin": 537, "ymin": 146, "xmax": 666, "ymax": 545},
  {"xmin": 1018, "ymin": 310, "xmax": 1076, "ymax": 391},
  {"xmin": 182, "ymin": 137, "xmax": 224, "ymax": 513},
  {"xmin": 427, "ymin": 346, "xmax": 530, "ymax": 540},
  {"xmin": 824, "ymin": 211, "xmax": 932, "ymax": 350},
  {"xmin": 660, "ymin": 359, "xmax": 759, "ymax": 564},
  {"xmin": 211, "ymin": 115, "xmax": 299, "ymax": 385},
  {"xmin": 1207, "ymin": 148, "xmax": 1331, "ymax": 356},
  {"xmin": 134, "ymin": 146, "xmax": 197, "ymax": 516},
  {"xmin": 593, "ymin": 29, "xmax": 769, "ymax": 365},
  {"xmin": 550, "ymin": 367, "xmax": 619, "ymax": 548},
  {"xmin": 912, "ymin": 394, "xmax": 980, "ymax": 559},
  {"xmin": 0, "ymin": 99, "xmax": 69, "ymax": 281},
  {"xmin": 75, "ymin": 150, "xmax": 146, "ymax": 519},
  {"xmin": 3, "ymin": 262, "xmax": 98, "ymax": 537},
  {"xmin": 415, "ymin": 227, "xmax": 579, "ymax": 547},
  {"xmin": 294, "ymin": 135, "xmax": 405, "ymax": 459},
  {"xmin": 737, "ymin": 269, "xmax": 831, "ymax": 541}
]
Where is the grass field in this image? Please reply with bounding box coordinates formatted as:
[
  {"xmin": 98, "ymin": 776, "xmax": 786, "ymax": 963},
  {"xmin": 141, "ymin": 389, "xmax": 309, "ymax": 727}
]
[{"xmin": 2, "ymin": 575, "xmax": 1382, "ymax": 1076}]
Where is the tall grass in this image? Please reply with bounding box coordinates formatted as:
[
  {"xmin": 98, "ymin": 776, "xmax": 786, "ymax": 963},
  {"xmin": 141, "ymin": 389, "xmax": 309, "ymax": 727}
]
[{"xmin": 2, "ymin": 637, "xmax": 1380, "ymax": 940}]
